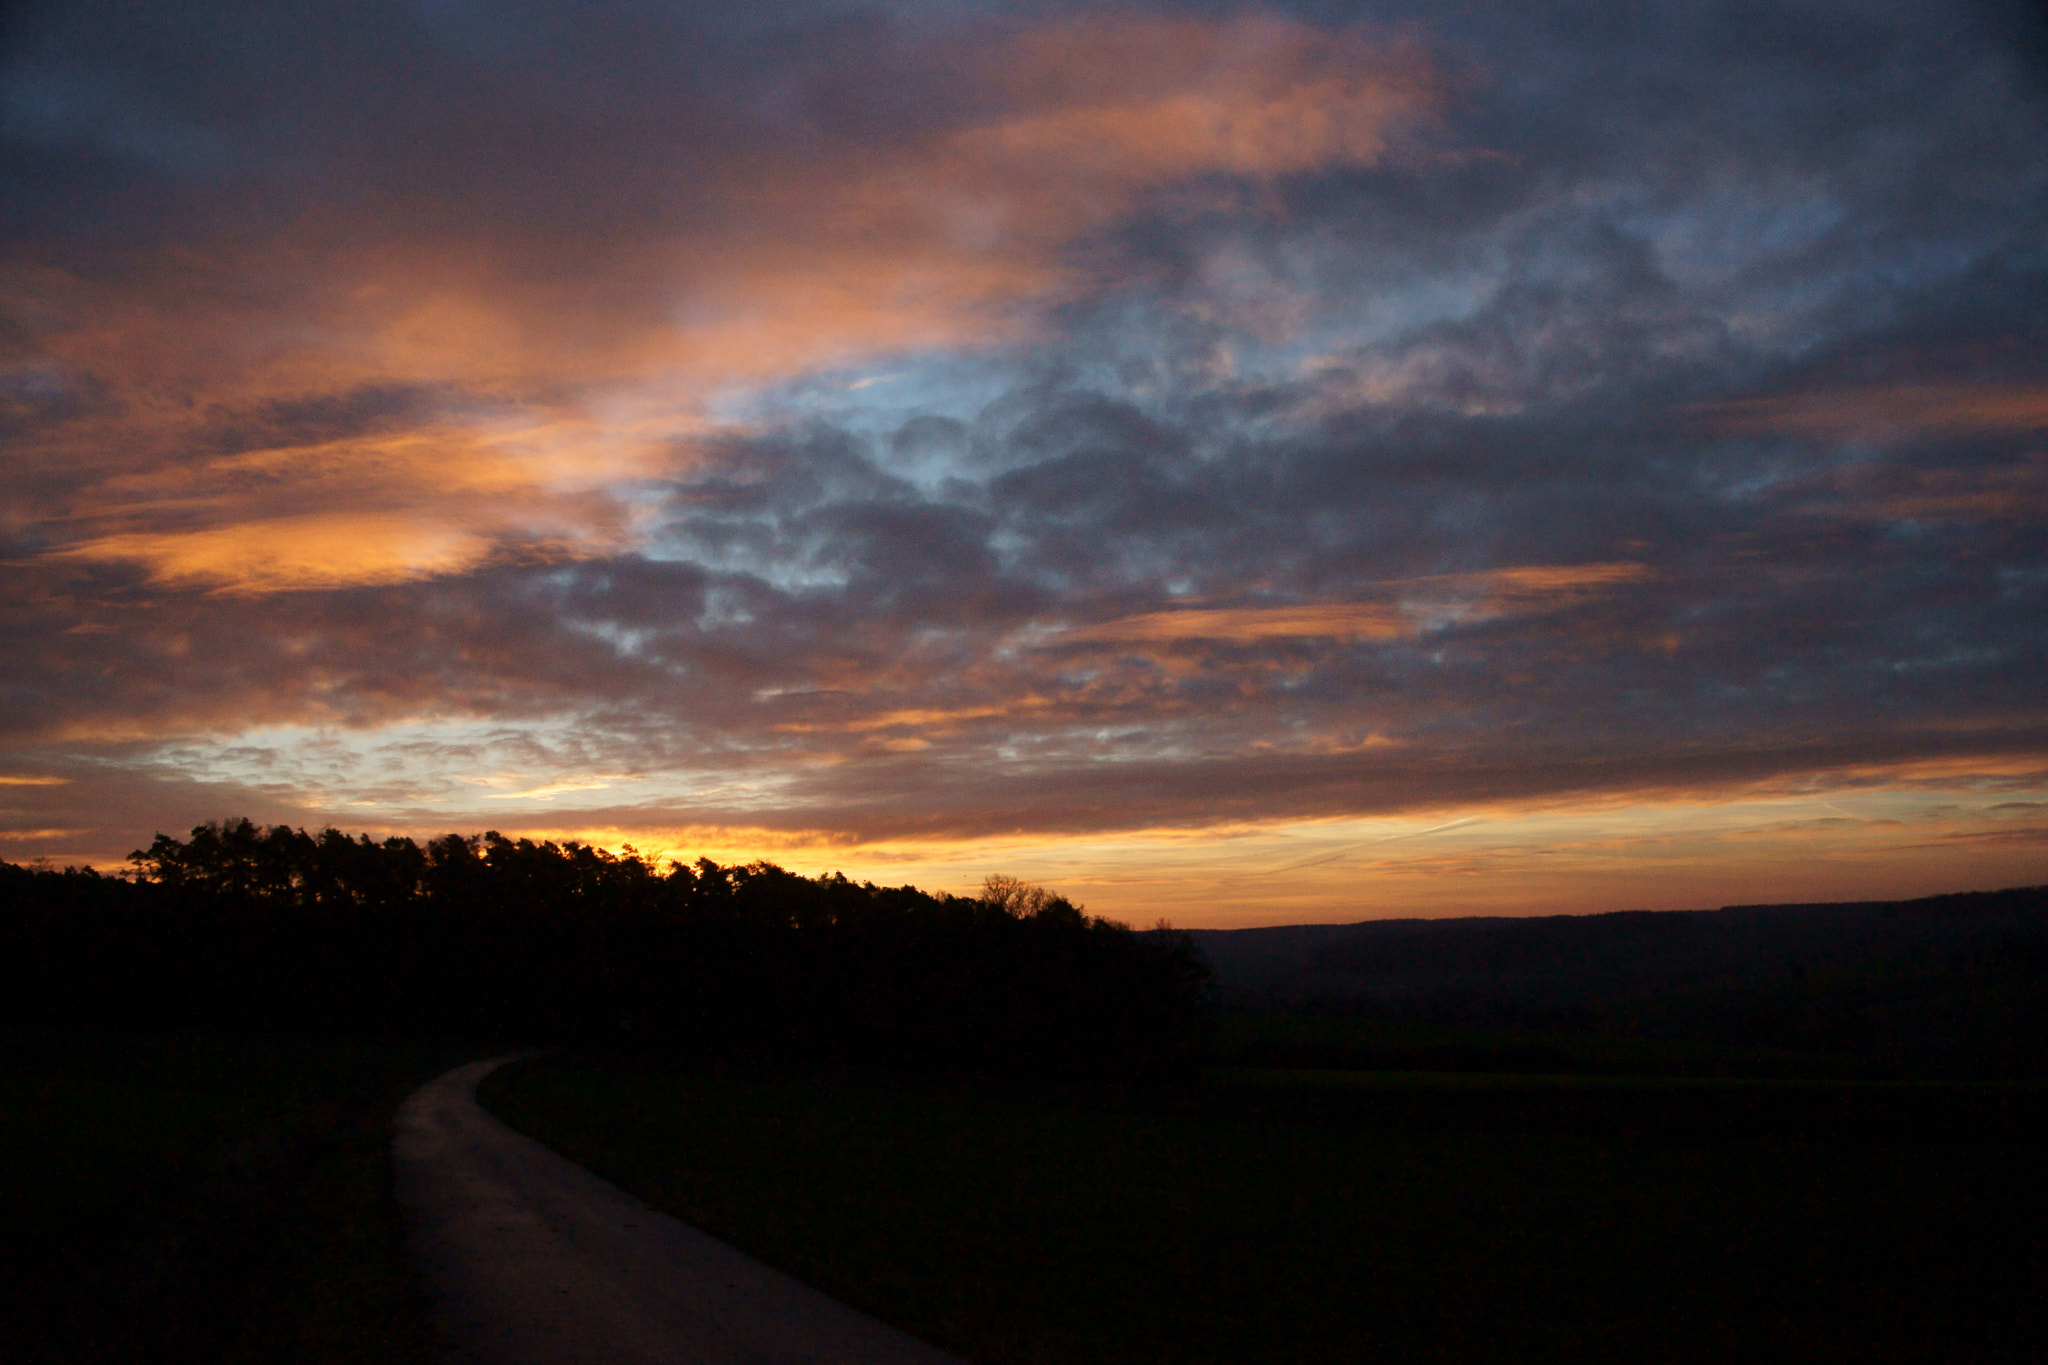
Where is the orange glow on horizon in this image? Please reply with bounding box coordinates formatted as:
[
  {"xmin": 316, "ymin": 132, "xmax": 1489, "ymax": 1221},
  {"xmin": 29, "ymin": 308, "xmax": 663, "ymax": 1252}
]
[{"xmin": 423, "ymin": 747, "xmax": 2048, "ymax": 925}]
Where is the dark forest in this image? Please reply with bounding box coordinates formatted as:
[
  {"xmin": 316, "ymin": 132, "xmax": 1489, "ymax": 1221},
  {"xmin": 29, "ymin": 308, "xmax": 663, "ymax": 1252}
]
[{"xmin": 0, "ymin": 820, "xmax": 1213, "ymax": 1076}]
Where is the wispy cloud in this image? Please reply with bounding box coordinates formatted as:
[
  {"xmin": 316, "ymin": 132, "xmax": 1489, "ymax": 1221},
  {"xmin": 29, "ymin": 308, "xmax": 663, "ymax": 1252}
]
[
  {"xmin": 1051, "ymin": 565, "xmax": 1651, "ymax": 645},
  {"xmin": 1697, "ymin": 384, "xmax": 2048, "ymax": 440}
]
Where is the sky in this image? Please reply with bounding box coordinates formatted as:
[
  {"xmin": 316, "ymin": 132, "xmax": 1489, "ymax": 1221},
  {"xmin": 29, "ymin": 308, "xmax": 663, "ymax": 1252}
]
[{"xmin": 3, "ymin": 0, "xmax": 2047, "ymax": 925}]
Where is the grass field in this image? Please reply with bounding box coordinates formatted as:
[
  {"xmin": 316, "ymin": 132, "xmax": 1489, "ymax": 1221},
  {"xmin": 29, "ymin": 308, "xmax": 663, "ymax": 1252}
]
[
  {"xmin": 483, "ymin": 1054, "xmax": 2045, "ymax": 1365},
  {"xmin": 0, "ymin": 1028, "xmax": 468, "ymax": 1365}
]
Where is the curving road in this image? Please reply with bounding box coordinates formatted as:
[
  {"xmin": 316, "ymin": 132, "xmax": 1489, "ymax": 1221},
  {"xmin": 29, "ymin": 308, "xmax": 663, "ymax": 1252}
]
[{"xmin": 392, "ymin": 1056, "xmax": 969, "ymax": 1365}]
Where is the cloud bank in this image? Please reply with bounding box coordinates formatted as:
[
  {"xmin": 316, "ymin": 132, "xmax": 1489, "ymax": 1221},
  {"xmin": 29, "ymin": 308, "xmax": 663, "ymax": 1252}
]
[{"xmin": 3, "ymin": 0, "xmax": 2045, "ymax": 919}]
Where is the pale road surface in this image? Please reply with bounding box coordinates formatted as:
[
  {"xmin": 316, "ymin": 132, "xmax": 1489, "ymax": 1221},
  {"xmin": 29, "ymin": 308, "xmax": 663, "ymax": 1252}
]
[{"xmin": 391, "ymin": 1056, "xmax": 971, "ymax": 1365}]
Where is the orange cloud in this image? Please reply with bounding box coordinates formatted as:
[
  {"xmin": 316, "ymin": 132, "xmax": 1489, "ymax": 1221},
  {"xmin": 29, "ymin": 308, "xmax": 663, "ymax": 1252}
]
[
  {"xmin": 968, "ymin": 14, "xmax": 1433, "ymax": 186},
  {"xmin": 1057, "ymin": 564, "xmax": 1651, "ymax": 646},
  {"xmin": 27, "ymin": 360, "xmax": 645, "ymax": 594},
  {"xmin": 1386, "ymin": 563, "xmax": 1656, "ymax": 613},
  {"xmin": 1697, "ymin": 383, "xmax": 2048, "ymax": 439},
  {"xmin": 1802, "ymin": 453, "xmax": 2048, "ymax": 525},
  {"xmin": 672, "ymin": 14, "xmax": 1439, "ymax": 381},
  {"xmin": 1395, "ymin": 563, "xmax": 1656, "ymax": 594},
  {"xmin": 1061, "ymin": 602, "xmax": 1410, "ymax": 644},
  {"xmin": 229, "ymin": 15, "xmax": 1438, "ymax": 399},
  {"xmin": 16, "ymin": 14, "xmax": 1444, "ymax": 599},
  {"xmin": 777, "ymin": 699, "xmax": 1066, "ymax": 735},
  {"xmin": 55, "ymin": 515, "xmax": 495, "ymax": 594}
]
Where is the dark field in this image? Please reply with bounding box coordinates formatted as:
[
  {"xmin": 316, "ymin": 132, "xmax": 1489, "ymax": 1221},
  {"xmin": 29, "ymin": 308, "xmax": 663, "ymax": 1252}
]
[
  {"xmin": 484, "ymin": 1053, "xmax": 2045, "ymax": 1365},
  {"xmin": 1206, "ymin": 1010, "xmax": 1873, "ymax": 1078},
  {"xmin": 1191, "ymin": 887, "xmax": 2048, "ymax": 1082},
  {"xmin": 6, "ymin": 869, "xmax": 2044, "ymax": 1363},
  {"xmin": 0, "ymin": 1028, "xmax": 465, "ymax": 1365}
]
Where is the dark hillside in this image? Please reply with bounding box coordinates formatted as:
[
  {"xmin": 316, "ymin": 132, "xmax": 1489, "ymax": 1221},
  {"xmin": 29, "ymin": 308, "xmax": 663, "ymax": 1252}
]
[{"xmin": 1191, "ymin": 887, "xmax": 2048, "ymax": 1077}]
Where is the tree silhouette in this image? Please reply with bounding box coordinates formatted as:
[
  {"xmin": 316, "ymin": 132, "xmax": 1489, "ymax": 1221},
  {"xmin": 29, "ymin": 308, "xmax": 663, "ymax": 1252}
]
[{"xmin": 2, "ymin": 822, "xmax": 1215, "ymax": 1076}]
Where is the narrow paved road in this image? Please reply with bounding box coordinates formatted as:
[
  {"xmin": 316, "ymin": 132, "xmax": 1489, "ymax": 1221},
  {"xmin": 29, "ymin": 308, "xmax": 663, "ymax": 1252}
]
[{"xmin": 392, "ymin": 1056, "xmax": 969, "ymax": 1365}]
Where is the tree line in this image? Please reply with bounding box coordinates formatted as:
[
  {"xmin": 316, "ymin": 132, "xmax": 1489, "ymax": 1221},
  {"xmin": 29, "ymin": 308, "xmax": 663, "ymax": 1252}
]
[{"xmin": 0, "ymin": 821, "xmax": 1214, "ymax": 1075}]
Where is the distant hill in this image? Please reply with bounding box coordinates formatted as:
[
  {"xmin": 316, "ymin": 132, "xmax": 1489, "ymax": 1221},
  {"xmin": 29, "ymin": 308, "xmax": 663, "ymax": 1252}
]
[{"xmin": 1189, "ymin": 887, "xmax": 2048, "ymax": 1078}]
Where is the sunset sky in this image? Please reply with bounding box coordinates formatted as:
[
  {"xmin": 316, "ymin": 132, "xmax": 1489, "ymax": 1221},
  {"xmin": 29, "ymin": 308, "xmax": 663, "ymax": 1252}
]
[{"xmin": 3, "ymin": 0, "xmax": 2046, "ymax": 924}]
